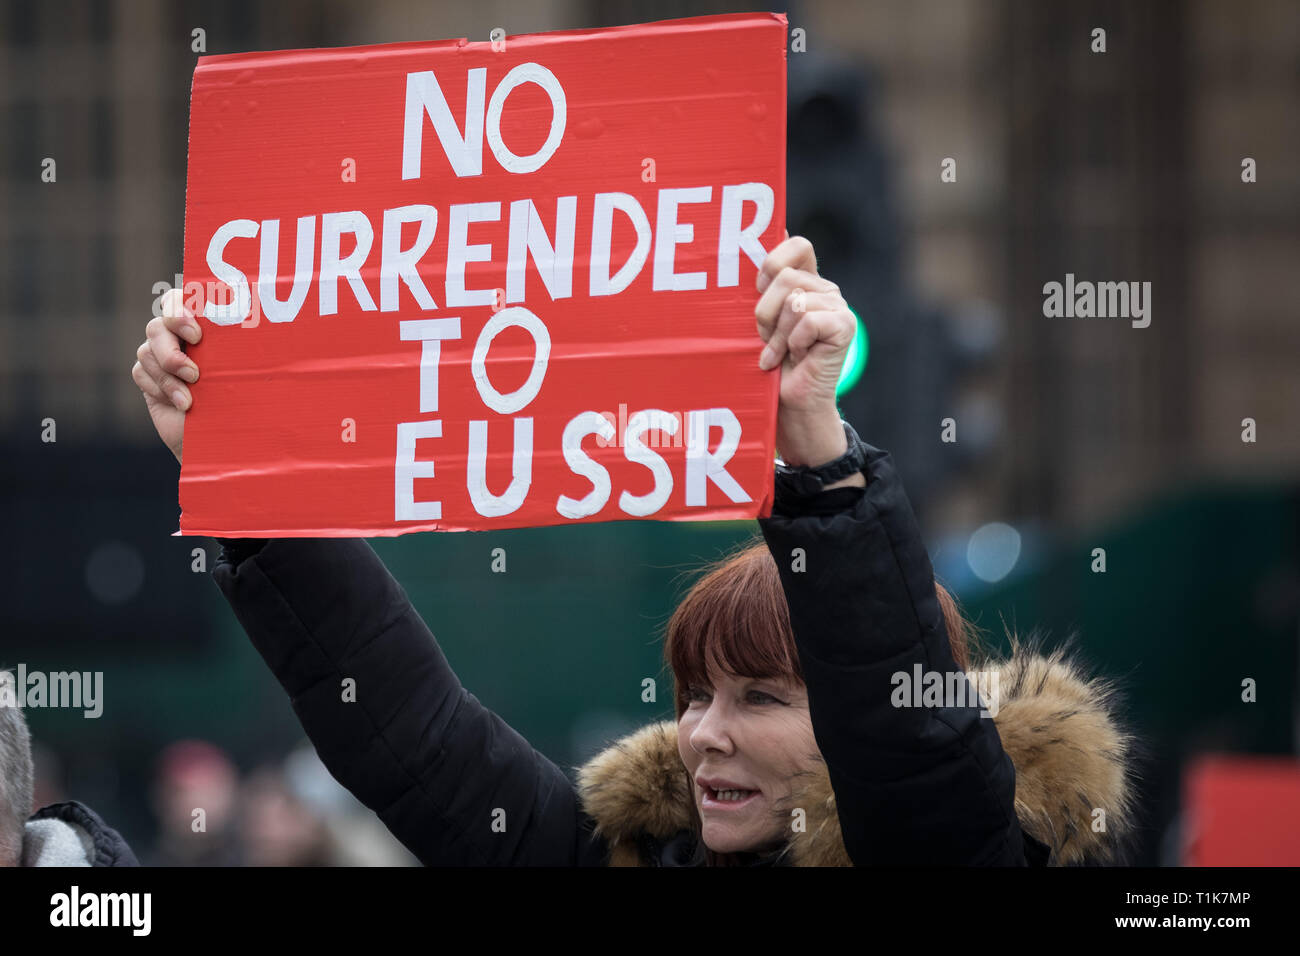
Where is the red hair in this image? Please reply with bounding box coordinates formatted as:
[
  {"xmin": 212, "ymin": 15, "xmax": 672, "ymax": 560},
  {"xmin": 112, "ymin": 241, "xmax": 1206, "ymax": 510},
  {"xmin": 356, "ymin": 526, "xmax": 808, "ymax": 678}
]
[{"xmin": 665, "ymin": 539, "xmax": 974, "ymax": 720}]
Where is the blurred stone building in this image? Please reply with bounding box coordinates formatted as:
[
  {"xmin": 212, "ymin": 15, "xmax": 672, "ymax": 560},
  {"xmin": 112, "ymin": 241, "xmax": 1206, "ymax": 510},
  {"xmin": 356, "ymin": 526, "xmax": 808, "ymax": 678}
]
[
  {"xmin": 1, "ymin": 0, "xmax": 1296, "ymax": 869},
  {"xmin": 1, "ymin": 0, "xmax": 1296, "ymax": 539}
]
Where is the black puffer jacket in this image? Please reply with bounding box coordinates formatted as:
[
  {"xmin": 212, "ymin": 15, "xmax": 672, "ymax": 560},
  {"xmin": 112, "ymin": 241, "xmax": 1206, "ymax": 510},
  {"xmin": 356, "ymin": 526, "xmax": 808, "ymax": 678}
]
[{"xmin": 211, "ymin": 444, "xmax": 1132, "ymax": 866}]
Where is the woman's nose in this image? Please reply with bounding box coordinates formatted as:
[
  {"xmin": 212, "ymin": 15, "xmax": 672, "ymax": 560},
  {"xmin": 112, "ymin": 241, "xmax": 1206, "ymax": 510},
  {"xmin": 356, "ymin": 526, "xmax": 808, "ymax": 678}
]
[{"xmin": 689, "ymin": 701, "xmax": 736, "ymax": 755}]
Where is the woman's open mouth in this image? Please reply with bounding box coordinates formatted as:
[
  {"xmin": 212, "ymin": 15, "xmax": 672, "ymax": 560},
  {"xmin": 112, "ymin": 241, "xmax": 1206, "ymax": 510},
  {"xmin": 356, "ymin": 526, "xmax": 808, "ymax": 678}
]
[{"xmin": 699, "ymin": 785, "xmax": 760, "ymax": 810}]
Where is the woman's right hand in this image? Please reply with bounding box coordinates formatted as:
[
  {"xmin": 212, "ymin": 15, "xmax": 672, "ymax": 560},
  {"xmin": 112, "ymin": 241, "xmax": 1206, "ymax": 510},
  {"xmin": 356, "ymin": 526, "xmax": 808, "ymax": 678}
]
[{"xmin": 131, "ymin": 287, "xmax": 202, "ymax": 465}]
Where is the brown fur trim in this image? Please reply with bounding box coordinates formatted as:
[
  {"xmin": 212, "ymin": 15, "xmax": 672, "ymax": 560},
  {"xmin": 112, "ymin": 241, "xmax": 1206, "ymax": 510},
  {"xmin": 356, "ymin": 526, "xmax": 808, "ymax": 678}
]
[
  {"xmin": 993, "ymin": 638, "xmax": 1136, "ymax": 864},
  {"xmin": 575, "ymin": 644, "xmax": 1135, "ymax": 866},
  {"xmin": 575, "ymin": 722, "xmax": 695, "ymax": 866},
  {"xmin": 783, "ymin": 762, "xmax": 853, "ymax": 866}
]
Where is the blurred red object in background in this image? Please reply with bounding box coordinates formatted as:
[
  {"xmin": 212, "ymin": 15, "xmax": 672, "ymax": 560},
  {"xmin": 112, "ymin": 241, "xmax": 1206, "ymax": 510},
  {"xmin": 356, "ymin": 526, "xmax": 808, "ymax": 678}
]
[{"xmin": 1183, "ymin": 755, "xmax": 1300, "ymax": 865}]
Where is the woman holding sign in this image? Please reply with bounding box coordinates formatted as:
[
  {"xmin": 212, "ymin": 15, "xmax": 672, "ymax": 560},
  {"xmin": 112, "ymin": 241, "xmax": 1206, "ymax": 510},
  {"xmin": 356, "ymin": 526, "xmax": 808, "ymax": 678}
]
[{"xmin": 133, "ymin": 235, "xmax": 1135, "ymax": 866}]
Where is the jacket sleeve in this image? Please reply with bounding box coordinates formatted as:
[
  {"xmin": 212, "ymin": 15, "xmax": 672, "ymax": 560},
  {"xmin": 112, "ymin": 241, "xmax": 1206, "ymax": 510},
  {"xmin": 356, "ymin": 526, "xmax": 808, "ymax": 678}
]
[
  {"xmin": 758, "ymin": 444, "xmax": 1027, "ymax": 865},
  {"xmin": 210, "ymin": 537, "xmax": 608, "ymax": 866}
]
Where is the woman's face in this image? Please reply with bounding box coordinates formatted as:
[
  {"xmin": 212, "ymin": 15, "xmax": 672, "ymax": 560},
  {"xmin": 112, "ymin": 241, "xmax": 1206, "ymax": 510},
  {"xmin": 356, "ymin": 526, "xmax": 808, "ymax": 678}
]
[{"xmin": 677, "ymin": 667, "xmax": 821, "ymax": 855}]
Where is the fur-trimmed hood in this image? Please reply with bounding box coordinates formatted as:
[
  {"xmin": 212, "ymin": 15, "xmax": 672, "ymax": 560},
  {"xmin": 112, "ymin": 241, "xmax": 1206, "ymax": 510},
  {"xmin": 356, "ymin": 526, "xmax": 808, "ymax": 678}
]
[{"xmin": 576, "ymin": 642, "xmax": 1136, "ymax": 866}]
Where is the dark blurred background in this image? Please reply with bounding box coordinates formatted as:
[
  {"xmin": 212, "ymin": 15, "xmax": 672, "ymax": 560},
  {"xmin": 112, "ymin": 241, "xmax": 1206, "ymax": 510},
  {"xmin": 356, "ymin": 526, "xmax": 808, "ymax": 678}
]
[{"xmin": 1, "ymin": 0, "xmax": 1297, "ymax": 865}]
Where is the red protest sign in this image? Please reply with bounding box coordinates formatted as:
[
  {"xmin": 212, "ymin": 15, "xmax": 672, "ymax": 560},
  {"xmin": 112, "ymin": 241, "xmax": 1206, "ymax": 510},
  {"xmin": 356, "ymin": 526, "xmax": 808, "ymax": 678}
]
[{"xmin": 177, "ymin": 12, "xmax": 786, "ymax": 536}]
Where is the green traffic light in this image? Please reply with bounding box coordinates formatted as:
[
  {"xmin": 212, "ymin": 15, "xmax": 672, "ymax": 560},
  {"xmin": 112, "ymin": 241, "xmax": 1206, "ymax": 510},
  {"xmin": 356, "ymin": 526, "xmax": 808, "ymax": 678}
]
[{"xmin": 835, "ymin": 306, "xmax": 869, "ymax": 397}]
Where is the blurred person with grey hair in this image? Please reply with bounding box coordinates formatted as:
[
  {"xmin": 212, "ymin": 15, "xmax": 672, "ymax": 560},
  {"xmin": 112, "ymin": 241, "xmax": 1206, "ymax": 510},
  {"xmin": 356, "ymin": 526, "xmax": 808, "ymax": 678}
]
[{"xmin": 0, "ymin": 669, "xmax": 138, "ymax": 867}]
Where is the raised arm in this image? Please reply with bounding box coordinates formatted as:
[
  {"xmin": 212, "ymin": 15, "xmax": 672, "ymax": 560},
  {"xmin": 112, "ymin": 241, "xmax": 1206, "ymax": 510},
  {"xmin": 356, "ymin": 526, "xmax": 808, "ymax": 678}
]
[
  {"xmin": 757, "ymin": 449, "xmax": 1025, "ymax": 864},
  {"xmin": 211, "ymin": 537, "xmax": 608, "ymax": 866},
  {"xmin": 130, "ymin": 290, "xmax": 605, "ymax": 866},
  {"xmin": 751, "ymin": 236, "xmax": 1024, "ymax": 864}
]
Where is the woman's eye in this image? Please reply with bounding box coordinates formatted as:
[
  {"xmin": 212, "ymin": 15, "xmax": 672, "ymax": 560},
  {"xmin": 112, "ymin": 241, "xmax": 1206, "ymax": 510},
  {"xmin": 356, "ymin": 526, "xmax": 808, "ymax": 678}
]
[
  {"xmin": 747, "ymin": 690, "xmax": 779, "ymax": 704},
  {"xmin": 686, "ymin": 686, "xmax": 712, "ymax": 703}
]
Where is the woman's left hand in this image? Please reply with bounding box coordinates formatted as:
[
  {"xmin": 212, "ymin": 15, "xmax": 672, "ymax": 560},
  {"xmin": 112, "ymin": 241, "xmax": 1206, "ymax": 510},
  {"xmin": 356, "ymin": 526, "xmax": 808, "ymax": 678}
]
[{"xmin": 755, "ymin": 233, "xmax": 858, "ymax": 467}]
